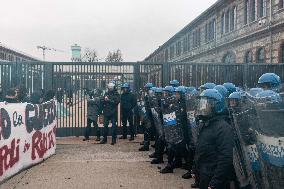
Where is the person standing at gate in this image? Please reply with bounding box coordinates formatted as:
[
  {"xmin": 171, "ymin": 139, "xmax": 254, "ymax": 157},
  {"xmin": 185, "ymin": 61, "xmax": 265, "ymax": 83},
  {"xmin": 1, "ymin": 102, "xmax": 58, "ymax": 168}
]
[
  {"xmin": 119, "ymin": 83, "xmax": 137, "ymax": 141},
  {"xmin": 83, "ymin": 89, "xmax": 102, "ymax": 142},
  {"xmin": 100, "ymin": 82, "xmax": 120, "ymax": 145}
]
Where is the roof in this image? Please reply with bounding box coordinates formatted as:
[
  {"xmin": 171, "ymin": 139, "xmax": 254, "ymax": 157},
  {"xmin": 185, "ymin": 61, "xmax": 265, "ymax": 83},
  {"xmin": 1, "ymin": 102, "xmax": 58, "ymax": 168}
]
[{"xmin": 0, "ymin": 42, "xmax": 40, "ymax": 61}]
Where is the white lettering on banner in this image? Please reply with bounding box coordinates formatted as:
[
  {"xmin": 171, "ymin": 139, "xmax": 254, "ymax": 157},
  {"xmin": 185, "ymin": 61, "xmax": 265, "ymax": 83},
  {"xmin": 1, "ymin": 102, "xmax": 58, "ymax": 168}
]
[
  {"xmin": 0, "ymin": 101, "xmax": 57, "ymax": 182},
  {"xmin": 256, "ymin": 132, "xmax": 284, "ymax": 167}
]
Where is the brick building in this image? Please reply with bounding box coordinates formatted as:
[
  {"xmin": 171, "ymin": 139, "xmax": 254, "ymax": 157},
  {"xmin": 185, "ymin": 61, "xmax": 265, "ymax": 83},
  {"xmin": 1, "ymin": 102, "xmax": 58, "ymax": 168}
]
[{"xmin": 144, "ymin": 0, "xmax": 284, "ymax": 64}]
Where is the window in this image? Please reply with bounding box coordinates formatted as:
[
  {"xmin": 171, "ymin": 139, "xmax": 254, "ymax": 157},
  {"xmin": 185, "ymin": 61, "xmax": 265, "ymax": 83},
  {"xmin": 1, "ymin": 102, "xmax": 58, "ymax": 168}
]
[
  {"xmin": 223, "ymin": 52, "xmax": 236, "ymax": 63},
  {"xmin": 231, "ymin": 6, "xmax": 237, "ymax": 31},
  {"xmin": 244, "ymin": 51, "xmax": 253, "ymax": 63},
  {"xmin": 176, "ymin": 41, "xmax": 182, "ymax": 56},
  {"xmin": 206, "ymin": 19, "xmax": 216, "ymax": 42},
  {"xmin": 251, "ymin": 0, "xmax": 256, "ymax": 22},
  {"xmin": 221, "ymin": 13, "xmax": 225, "ymax": 34},
  {"xmin": 183, "ymin": 37, "xmax": 187, "ymax": 53},
  {"xmin": 187, "ymin": 33, "xmax": 191, "ymax": 51},
  {"xmin": 193, "ymin": 30, "xmax": 200, "ymax": 48},
  {"xmin": 165, "ymin": 49, "xmax": 169, "ymax": 62},
  {"xmin": 256, "ymin": 48, "xmax": 265, "ymax": 63},
  {"xmin": 259, "ymin": 0, "xmax": 266, "ymax": 18},
  {"xmin": 225, "ymin": 10, "xmax": 230, "ymax": 33},
  {"xmin": 280, "ymin": 0, "xmax": 284, "ymax": 9},
  {"xmin": 244, "ymin": 0, "xmax": 249, "ymax": 25},
  {"xmin": 280, "ymin": 43, "xmax": 284, "ymax": 63},
  {"xmin": 170, "ymin": 46, "xmax": 175, "ymax": 60}
]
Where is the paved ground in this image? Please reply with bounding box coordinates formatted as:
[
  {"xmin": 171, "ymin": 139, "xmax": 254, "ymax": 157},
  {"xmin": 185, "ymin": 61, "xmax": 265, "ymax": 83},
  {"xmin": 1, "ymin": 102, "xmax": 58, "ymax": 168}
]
[{"xmin": 1, "ymin": 135, "xmax": 193, "ymax": 189}]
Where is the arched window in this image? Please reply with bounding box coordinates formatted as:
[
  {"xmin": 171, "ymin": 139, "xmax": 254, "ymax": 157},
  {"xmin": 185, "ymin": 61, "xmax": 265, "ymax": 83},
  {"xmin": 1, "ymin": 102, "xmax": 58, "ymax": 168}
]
[
  {"xmin": 244, "ymin": 51, "xmax": 253, "ymax": 63},
  {"xmin": 221, "ymin": 12, "xmax": 225, "ymax": 34},
  {"xmin": 280, "ymin": 43, "xmax": 284, "ymax": 63},
  {"xmin": 256, "ymin": 48, "xmax": 265, "ymax": 63},
  {"xmin": 225, "ymin": 10, "xmax": 230, "ymax": 33},
  {"xmin": 223, "ymin": 52, "xmax": 236, "ymax": 63}
]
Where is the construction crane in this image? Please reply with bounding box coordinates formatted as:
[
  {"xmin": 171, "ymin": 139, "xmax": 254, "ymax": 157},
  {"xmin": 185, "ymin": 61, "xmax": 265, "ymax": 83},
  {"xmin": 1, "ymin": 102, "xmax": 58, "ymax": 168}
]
[{"xmin": 37, "ymin": 45, "xmax": 64, "ymax": 61}]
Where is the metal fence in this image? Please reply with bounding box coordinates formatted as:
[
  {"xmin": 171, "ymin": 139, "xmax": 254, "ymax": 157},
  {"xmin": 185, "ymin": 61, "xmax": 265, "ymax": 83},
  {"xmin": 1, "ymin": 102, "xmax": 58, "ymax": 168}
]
[{"xmin": 0, "ymin": 61, "xmax": 283, "ymax": 136}]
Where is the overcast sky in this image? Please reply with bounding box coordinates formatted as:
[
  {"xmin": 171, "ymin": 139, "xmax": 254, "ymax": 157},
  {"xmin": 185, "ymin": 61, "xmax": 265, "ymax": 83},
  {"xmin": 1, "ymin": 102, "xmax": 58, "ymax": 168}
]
[{"xmin": 0, "ymin": 0, "xmax": 217, "ymax": 62}]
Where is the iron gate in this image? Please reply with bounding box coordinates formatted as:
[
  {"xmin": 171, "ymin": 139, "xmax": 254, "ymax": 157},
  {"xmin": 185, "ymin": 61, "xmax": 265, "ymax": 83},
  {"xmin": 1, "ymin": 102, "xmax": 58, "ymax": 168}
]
[{"xmin": 0, "ymin": 61, "xmax": 283, "ymax": 137}]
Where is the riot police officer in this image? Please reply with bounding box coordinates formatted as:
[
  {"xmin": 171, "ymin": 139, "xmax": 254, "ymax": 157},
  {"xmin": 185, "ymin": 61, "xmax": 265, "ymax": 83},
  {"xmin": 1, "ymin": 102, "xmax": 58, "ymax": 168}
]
[
  {"xmin": 120, "ymin": 83, "xmax": 137, "ymax": 141},
  {"xmin": 83, "ymin": 89, "xmax": 102, "ymax": 141},
  {"xmin": 160, "ymin": 86, "xmax": 186, "ymax": 174},
  {"xmin": 193, "ymin": 89, "xmax": 234, "ymax": 189},
  {"xmin": 257, "ymin": 73, "xmax": 281, "ymax": 92},
  {"xmin": 149, "ymin": 87, "xmax": 165, "ymax": 164},
  {"xmin": 100, "ymin": 82, "xmax": 120, "ymax": 145},
  {"xmin": 139, "ymin": 83, "xmax": 155, "ymax": 151},
  {"xmin": 199, "ymin": 83, "xmax": 217, "ymax": 93}
]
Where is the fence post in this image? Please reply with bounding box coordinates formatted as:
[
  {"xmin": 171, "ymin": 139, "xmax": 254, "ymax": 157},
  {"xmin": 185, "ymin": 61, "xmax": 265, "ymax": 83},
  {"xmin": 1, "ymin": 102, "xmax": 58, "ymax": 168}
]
[
  {"xmin": 162, "ymin": 62, "xmax": 170, "ymax": 87},
  {"xmin": 243, "ymin": 63, "xmax": 248, "ymax": 89},
  {"xmin": 43, "ymin": 63, "xmax": 53, "ymax": 91},
  {"xmin": 133, "ymin": 63, "xmax": 140, "ymax": 92}
]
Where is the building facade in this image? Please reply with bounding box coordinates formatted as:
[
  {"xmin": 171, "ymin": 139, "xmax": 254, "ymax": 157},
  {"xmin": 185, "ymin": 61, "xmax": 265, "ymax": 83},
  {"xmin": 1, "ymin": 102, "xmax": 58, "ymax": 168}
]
[
  {"xmin": 144, "ymin": 0, "xmax": 284, "ymax": 64},
  {"xmin": 0, "ymin": 43, "xmax": 38, "ymax": 62}
]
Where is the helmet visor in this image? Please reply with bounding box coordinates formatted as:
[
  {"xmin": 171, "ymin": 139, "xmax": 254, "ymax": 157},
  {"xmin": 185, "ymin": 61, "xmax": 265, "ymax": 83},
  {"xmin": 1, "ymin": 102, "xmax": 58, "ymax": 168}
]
[{"xmin": 197, "ymin": 97, "xmax": 214, "ymax": 116}]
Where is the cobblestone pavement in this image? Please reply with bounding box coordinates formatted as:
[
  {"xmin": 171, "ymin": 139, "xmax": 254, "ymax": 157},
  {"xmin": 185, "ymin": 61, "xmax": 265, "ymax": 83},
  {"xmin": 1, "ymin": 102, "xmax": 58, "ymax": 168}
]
[{"xmin": 1, "ymin": 135, "xmax": 193, "ymax": 189}]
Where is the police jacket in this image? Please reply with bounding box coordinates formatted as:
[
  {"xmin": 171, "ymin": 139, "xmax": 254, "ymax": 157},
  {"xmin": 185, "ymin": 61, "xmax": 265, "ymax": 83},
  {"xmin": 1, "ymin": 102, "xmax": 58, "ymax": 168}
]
[
  {"xmin": 102, "ymin": 90, "xmax": 120, "ymax": 117},
  {"xmin": 194, "ymin": 115, "xmax": 234, "ymax": 189},
  {"xmin": 87, "ymin": 95, "xmax": 101, "ymax": 121},
  {"xmin": 120, "ymin": 91, "xmax": 137, "ymax": 114}
]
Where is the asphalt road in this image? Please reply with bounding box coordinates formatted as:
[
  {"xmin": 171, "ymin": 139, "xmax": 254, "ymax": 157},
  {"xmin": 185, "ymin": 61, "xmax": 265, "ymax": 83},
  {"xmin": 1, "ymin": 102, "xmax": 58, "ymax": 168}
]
[{"xmin": 1, "ymin": 135, "xmax": 193, "ymax": 189}]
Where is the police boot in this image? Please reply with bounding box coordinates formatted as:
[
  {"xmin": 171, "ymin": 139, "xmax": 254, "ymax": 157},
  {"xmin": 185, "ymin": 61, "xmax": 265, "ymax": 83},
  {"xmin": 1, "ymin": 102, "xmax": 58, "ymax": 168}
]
[
  {"xmin": 99, "ymin": 138, "xmax": 107, "ymax": 144},
  {"xmin": 140, "ymin": 141, "xmax": 145, "ymax": 145},
  {"xmin": 119, "ymin": 135, "xmax": 127, "ymax": 139},
  {"xmin": 150, "ymin": 158, "xmax": 164, "ymax": 164},
  {"xmin": 129, "ymin": 136, "xmax": 134, "ymax": 141},
  {"xmin": 191, "ymin": 183, "xmax": 199, "ymax": 188},
  {"xmin": 160, "ymin": 166, "xmax": 173, "ymax": 174},
  {"xmin": 149, "ymin": 152, "xmax": 157, "ymax": 158},
  {"xmin": 138, "ymin": 145, "xmax": 149, "ymax": 151},
  {"xmin": 182, "ymin": 171, "xmax": 192, "ymax": 179},
  {"xmin": 111, "ymin": 138, "xmax": 116, "ymax": 145},
  {"xmin": 83, "ymin": 137, "xmax": 89, "ymax": 141},
  {"xmin": 95, "ymin": 137, "xmax": 101, "ymax": 141}
]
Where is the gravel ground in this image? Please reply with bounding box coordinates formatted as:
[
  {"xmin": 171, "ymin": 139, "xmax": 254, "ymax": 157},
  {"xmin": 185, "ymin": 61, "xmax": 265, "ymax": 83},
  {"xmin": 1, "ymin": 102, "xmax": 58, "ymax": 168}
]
[{"xmin": 1, "ymin": 135, "xmax": 193, "ymax": 189}]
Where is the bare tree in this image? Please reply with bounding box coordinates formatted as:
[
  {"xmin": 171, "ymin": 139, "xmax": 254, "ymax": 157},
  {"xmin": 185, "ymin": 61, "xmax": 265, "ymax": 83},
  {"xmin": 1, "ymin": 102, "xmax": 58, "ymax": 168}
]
[
  {"xmin": 105, "ymin": 49, "xmax": 123, "ymax": 62},
  {"xmin": 82, "ymin": 48, "xmax": 98, "ymax": 62}
]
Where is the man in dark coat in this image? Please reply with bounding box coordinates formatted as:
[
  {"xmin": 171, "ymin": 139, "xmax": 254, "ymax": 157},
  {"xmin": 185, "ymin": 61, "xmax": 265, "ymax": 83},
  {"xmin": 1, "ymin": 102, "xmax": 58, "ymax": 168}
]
[
  {"xmin": 193, "ymin": 89, "xmax": 234, "ymax": 189},
  {"xmin": 119, "ymin": 83, "xmax": 137, "ymax": 141},
  {"xmin": 83, "ymin": 89, "xmax": 102, "ymax": 141},
  {"xmin": 100, "ymin": 82, "xmax": 120, "ymax": 145}
]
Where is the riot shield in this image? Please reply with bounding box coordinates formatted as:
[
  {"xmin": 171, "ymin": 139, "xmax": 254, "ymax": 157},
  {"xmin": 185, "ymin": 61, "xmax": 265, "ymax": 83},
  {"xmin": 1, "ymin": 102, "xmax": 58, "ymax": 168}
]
[
  {"xmin": 232, "ymin": 109, "xmax": 264, "ymax": 189},
  {"xmin": 162, "ymin": 97, "xmax": 184, "ymax": 145},
  {"xmin": 185, "ymin": 93, "xmax": 198, "ymax": 145},
  {"xmin": 252, "ymin": 100, "xmax": 284, "ymax": 189},
  {"xmin": 137, "ymin": 99, "xmax": 151, "ymax": 129}
]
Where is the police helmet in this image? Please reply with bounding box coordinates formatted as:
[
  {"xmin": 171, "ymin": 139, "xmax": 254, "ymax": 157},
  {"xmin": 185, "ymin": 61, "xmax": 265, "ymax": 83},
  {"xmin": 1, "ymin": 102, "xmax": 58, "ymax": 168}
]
[
  {"xmin": 248, "ymin": 88, "xmax": 264, "ymax": 97},
  {"xmin": 170, "ymin": 80, "xmax": 180, "ymax": 87},
  {"xmin": 163, "ymin": 86, "xmax": 175, "ymax": 93},
  {"xmin": 214, "ymin": 85, "xmax": 229, "ymax": 98},
  {"xmin": 185, "ymin": 87, "xmax": 198, "ymax": 95},
  {"xmin": 155, "ymin": 88, "xmax": 163, "ymax": 93},
  {"xmin": 201, "ymin": 83, "xmax": 217, "ymax": 90},
  {"xmin": 175, "ymin": 86, "xmax": 186, "ymax": 93},
  {"xmin": 223, "ymin": 82, "xmax": 237, "ymax": 94},
  {"xmin": 228, "ymin": 92, "xmax": 242, "ymax": 108},
  {"xmin": 121, "ymin": 83, "xmax": 130, "ymax": 89},
  {"xmin": 144, "ymin": 83, "xmax": 154, "ymax": 89},
  {"xmin": 197, "ymin": 89, "xmax": 225, "ymax": 116},
  {"xmin": 258, "ymin": 73, "xmax": 281, "ymax": 91},
  {"xmin": 256, "ymin": 90, "xmax": 282, "ymax": 103}
]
